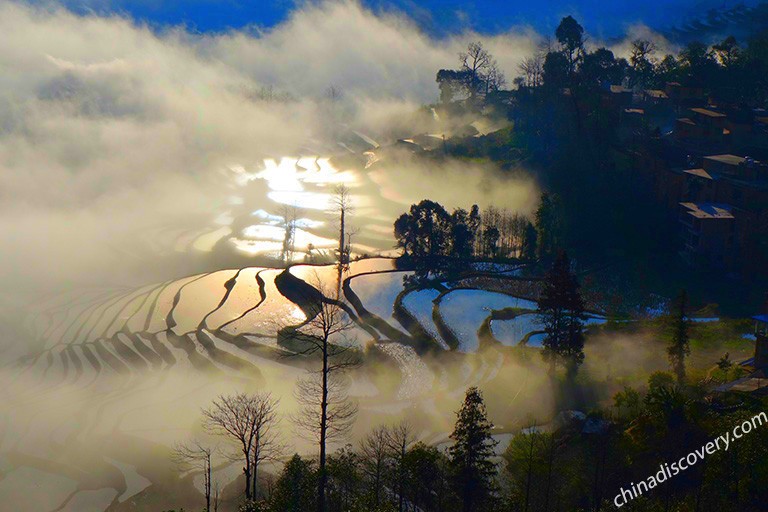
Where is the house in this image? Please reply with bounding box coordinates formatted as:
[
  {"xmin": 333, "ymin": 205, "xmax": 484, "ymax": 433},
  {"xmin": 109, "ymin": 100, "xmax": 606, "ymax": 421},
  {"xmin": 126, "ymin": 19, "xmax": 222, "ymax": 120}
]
[
  {"xmin": 679, "ymin": 155, "xmax": 768, "ymax": 276},
  {"xmin": 665, "ymin": 82, "xmax": 705, "ymax": 107},
  {"xmin": 678, "ymin": 202, "xmax": 737, "ymax": 270},
  {"xmin": 674, "ymin": 108, "xmax": 730, "ymax": 152},
  {"xmin": 641, "ymin": 89, "xmax": 669, "ymax": 105}
]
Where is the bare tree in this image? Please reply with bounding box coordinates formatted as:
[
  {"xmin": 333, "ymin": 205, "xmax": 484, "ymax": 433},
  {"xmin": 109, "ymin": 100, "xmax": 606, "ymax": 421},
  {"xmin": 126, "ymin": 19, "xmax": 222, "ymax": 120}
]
[
  {"xmin": 519, "ymin": 54, "xmax": 544, "ymax": 88},
  {"xmin": 172, "ymin": 440, "xmax": 216, "ymax": 512},
  {"xmin": 359, "ymin": 425, "xmax": 390, "ymax": 507},
  {"xmin": 330, "ymin": 185, "xmax": 354, "ymax": 299},
  {"xmin": 289, "ymin": 280, "xmax": 361, "ymax": 512},
  {"xmin": 330, "ymin": 185, "xmax": 353, "ymax": 267},
  {"xmin": 386, "ymin": 422, "xmax": 416, "ymax": 512},
  {"xmin": 202, "ymin": 392, "xmax": 281, "ymax": 501},
  {"xmin": 281, "ymin": 205, "xmax": 298, "ymax": 264},
  {"xmin": 460, "ymin": 41, "xmax": 505, "ymax": 100}
]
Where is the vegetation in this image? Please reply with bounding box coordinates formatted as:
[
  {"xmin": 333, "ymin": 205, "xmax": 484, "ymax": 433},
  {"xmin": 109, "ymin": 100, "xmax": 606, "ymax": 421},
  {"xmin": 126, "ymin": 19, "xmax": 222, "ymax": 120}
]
[{"xmin": 537, "ymin": 251, "xmax": 586, "ymax": 382}]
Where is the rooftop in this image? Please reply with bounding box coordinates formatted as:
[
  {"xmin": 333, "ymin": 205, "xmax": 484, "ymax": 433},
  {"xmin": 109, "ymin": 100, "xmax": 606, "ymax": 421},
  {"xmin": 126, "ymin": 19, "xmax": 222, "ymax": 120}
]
[
  {"xmin": 754, "ymin": 315, "xmax": 768, "ymax": 323},
  {"xmin": 704, "ymin": 154, "xmax": 746, "ymax": 166},
  {"xmin": 680, "ymin": 202, "xmax": 735, "ymax": 220},
  {"xmin": 644, "ymin": 89, "xmax": 668, "ymax": 99},
  {"xmin": 684, "ymin": 168, "xmax": 714, "ymax": 180},
  {"xmin": 691, "ymin": 107, "xmax": 726, "ymax": 118}
]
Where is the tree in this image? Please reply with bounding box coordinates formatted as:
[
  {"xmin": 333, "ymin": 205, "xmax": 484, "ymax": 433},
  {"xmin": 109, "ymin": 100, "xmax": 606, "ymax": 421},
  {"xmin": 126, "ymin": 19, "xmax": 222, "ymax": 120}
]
[
  {"xmin": 521, "ymin": 222, "xmax": 537, "ymax": 261},
  {"xmin": 448, "ymin": 387, "xmax": 498, "ymax": 512},
  {"xmin": 629, "ymin": 39, "xmax": 657, "ymax": 88},
  {"xmin": 519, "ymin": 54, "xmax": 544, "ymax": 88},
  {"xmin": 326, "ymin": 445, "xmax": 363, "ymax": 512},
  {"xmin": 542, "ymin": 51, "xmax": 570, "ymax": 89},
  {"xmin": 403, "ymin": 442, "xmax": 454, "ymax": 512},
  {"xmin": 281, "ymin": 205, "xmax": 298, "ymax": 264},
  {"xmin": 269, "ymin": 454, "xmax": 317, "ymax": 512},
  {"xmin": 534, "ymin": 193, "xmax": 564, "ymax": 260},
  {"xmin": 613, "ymin": 386, "xmax": 641, "ymax": 420},
  {"xmin": 537, "ymin": 251, "xmax": 586, "ymax": 379},
  {"xmin": 290, "ymin": 283, "xmax": 360, "ymax": 512},
  {"xmin": 386, "ymin": 422, "xmax": 416, "ymax": 512},
  {"xmin": 555, "ymin": 16, "xmax": 585, "ymax": 76},
  {"xmin": 436, "ymin": 69, "xmax": 471, "ymax": 103},
  {"xmin": 503, "ymin": 428, "xmax": 560, "ymax": 512},
  {"xmin": 667, "ymin": 290, "xmax": 691, "ymax": 384},
  {"xmin": 359, "ymin": 426, "xmax": 389, "ymax": 508},
  {"xmin": 331, "ymin": 185, "xmax": 353, "ymax": 270},
  {"xmin": 172, "ymin": 441, "xmax": 217, "ymax": 512},
  {"xmin": 202, "ymin": 393, "xmax": 281, "ymax": 501},
  {"xmin": 394, "ymin": 200, "xmax": 453, "ymax": 258},
  {"xmin": 581, "ymin": 48, "xmax": 625, "ymax": 87},
  {"xmin": 713, "ymin": 36, "xmax": 741, "ymax": 68},
  {"xmin": 451, "ymin": 208, "xmax": 476, "ymax": 260},
  {"xmin": 460, "ymin": 41, "xmax": 505, "ymax": 100}
]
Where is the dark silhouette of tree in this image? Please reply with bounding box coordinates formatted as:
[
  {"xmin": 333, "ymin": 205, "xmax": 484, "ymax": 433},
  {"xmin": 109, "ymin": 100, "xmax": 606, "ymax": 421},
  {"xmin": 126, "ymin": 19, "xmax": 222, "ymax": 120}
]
[
  {"xmin": 290, "ymin": 282, "xmax": 360, "ymax": 512},
  {"xmin": 386, "ymin": 422, "xmax": 416, "ymax": 512},
  {"xmin": 436, "ymin": 69, "xmax": 471, "ymax": 103},
  {"xmin": 713, "ymin": 36, "xmax": 741, "ymax": 67},
  {"xmin": 171, "ymin": 441, "xmax": 217, "ymax": 512},
  {"xmin": 581, "ymin": 48, "xmax": 626, "ymax": 86},
  {"xmin": 460, "ymin": 41, "xmax": 505, "ymax": 101},
  {"xmin": 448, "ymin": 387, "xmax": 498, "ymax": 512},
  {"xmin": 521, "ymin": 222, "xmax": 537, "ymax": 261},
  {"xmin": 667, "ymin": 290, "xmax": 691, "ymax": 384},
  {"xmin": 202, "ymin": 393, "xmax": 281, "ymax": 502},
  {"xmin": 555, "ymin": 16, "xmax": 585, "ymax": 76},
  {"xmin": 269, "ymin": 454, "xmax": 317, "ymax": 512},
  {"xmin": 534, "ymin": 193, "xmax": 564, "ymax": 260},
  {"xmin": 519, "ymin": 54, "xmax": 545, "ymax": 88},
  {"xmin": 537, "ymin": 251, "xmax": 585, "ymax": 379},
  {"xmin": 358, "ymin": 426, "xmax": 389, "ymax": 508},
  {"xmin": 326, "ymin": 445, "xmax": 363, "ymax": 512},
  {"xmin": 404, "ymin": 442, "xmax": 455, "ymax": 512},
  {"xmin": 629, "ymin": 39, "xmax": 657, "ymax": 88},
  {"xmin": 542, "ymin": 51, "xmax": 570, "ymax": 89},
  {"xmin": 394, "ymin": 199, "xmax": 453, "ymax": 259}
]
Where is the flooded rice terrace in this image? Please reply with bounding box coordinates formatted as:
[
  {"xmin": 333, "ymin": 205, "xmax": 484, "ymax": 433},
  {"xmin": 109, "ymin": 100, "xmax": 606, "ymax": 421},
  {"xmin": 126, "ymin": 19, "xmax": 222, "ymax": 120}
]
[{"xmin": 0, "ymin": 140, "xmax": 557, "ymax": 511}]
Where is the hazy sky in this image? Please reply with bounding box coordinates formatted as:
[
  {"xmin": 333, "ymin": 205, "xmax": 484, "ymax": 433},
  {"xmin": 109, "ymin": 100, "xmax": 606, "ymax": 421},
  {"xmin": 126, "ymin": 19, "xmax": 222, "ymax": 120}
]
[{"xmin": 39, "ymin": 0, "xmax": 763, "ymax": 37}]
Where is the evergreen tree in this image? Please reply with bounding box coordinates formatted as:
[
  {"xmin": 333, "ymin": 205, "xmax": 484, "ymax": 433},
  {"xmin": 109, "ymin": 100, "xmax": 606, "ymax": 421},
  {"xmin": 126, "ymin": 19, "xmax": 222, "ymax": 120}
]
[
  {"xmin": 521, "ymin": 222, "xmax": 537, "ymax": 261},
  {"xmin": 269, "ymin": 455, "xmax": 316, "ymax": 512},
  {"xmin": 448, "ymin": 387, "xmax": 498, "ymax": 512},
  {"xmin": 534, "ymin": 193, "xmax": 563, "ymax": 260},
  {"xmin": 667, "ymin": 290, "xmax": 691, "ymax": 384},
  {"xmin": 537, "ymin": 251, "xmax": 586, "ymax": 379}
]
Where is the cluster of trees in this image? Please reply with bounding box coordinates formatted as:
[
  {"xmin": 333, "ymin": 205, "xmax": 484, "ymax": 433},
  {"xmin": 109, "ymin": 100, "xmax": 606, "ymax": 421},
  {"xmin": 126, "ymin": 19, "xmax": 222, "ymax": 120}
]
[
  {"xmin": 502, "ymin": 375, "xmax": 768, "ymax": 512},
  {"xmin": 514, "ymin": 15, "xmax": 768, "ymax": 104},
  {"xmin": 263, "ymin": 388, "xmax": 498, "ymax": 512},
  {"xmin": 393, "ymin": 200, "xmax": 536, "ymax": 263},
  {"xmin": 169, "ymin": 387, "xmax": 500, "ymax": 512},
  {"xmin": 506, "ymin": 15, "xmax": 768, "ymax": 264},
  {"xmin": 171, "ymin": 379, "xmax": 768, "ymax": 512},
  {"xmin": 437, "ymin": 42, "xmax": 506, "ymax": 104}
]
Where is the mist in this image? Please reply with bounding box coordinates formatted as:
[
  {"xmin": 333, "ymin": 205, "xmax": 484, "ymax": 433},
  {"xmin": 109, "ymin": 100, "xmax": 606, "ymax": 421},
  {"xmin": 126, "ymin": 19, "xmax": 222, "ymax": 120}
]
[{"xmin": 0, "ymin": 1, "xmax": 697, "ymax": 510}]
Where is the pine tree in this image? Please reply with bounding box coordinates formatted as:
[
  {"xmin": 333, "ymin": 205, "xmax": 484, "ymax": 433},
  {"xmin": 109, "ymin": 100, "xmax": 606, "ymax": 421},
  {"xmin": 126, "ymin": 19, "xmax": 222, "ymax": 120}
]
[
  {"xmin": 667, "ymin": 290, "xmax": 691, "ymax": 385},
  {"xmin": 448, "ymin": 387, "xmax": 499, "ymax": 512},
  {"xmin": 537, "ymin": 251, "xmax": 586, "ymax": 379},
  {"xmin": 269, "ymin": 454, "xmax": 316, "ymax": 512}
]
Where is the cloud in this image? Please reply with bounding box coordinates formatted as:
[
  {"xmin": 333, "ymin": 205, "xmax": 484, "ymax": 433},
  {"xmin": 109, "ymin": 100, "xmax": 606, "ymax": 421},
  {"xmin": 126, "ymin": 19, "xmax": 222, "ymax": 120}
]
[
  {"xmin": 0, "ymin": 0, "xmax": 545, "ymax": 298},
  {"xmin": 0, "ymin": 0, "xmax": 674, "ymax": 305}
]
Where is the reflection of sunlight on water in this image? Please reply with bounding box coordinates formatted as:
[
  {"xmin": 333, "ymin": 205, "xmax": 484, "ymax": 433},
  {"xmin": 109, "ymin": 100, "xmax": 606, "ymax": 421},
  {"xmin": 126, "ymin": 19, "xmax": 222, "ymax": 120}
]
[{"xmin": 222, "ymin": 156, "xmax": 362, "ymax": 257}]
